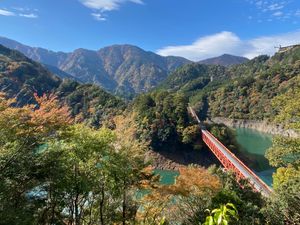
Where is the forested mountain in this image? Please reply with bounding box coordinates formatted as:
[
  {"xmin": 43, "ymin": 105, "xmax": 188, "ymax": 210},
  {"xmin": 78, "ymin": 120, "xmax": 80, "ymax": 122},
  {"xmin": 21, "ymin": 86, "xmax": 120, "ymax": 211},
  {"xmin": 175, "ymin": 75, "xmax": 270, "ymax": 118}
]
[
  {"xmin": 199, "ymin": 54, "xmax": 249, "ymax": 66},
  {"xmin": 0, "ymin": 44, "xmax": 124, "ymax": 126},
  {"xmin": 158, "ymin": 63, "xmax": 228, "ymax": 94},
  {"xmin": 0, "ymin": 37, "xmax": 191, "ymax": 97},
  {"xmin": 205, "ymin": 46, "xmax": 300, "ymax": 120},
  {"xmin": 159, "ymin": 45, "xmax": 300, "ymax": 121},
  {"xmin": 0, "ymin": 36, "xmax": 68, "ymax": 66}
]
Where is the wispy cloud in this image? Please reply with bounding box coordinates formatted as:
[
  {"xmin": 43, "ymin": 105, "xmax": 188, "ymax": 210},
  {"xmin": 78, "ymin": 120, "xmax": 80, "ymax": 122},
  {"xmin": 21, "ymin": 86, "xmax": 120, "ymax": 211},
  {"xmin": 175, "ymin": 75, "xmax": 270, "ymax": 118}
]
[
  {"xmin": 272, "ymin": 11, "xmax": 283, "ymax": 17},
  {"xmin": 157, "ymin": 30, "xmax": 300, "ymax": 61},
  {"xmin": 247, "ymin": 0, "xmax": 299, "ymax": 21},
  {"xmin": 19, "ymin": 13, "xmax": 38, "ymax": 18},
  {"xmin": 80, "ymin": 0, "xmax": 143, "ymax": 11},
  {"xmin": 0, "ymin": 7, "xmax": 38, "ymax": 18},
  {"xmin": 80, "ymin": 0, "xmax": 143, "ymax": 21},
  {"xmin": 268, "ymin": 3, "xmax": 285, "ymax": 11},
  {"xmin": 0, "ymin": 9, "xmax": 16, "ymax": 16},
  {"xmin": 91, "ymin": 13, "xmax": 106, "ymax": 21}
]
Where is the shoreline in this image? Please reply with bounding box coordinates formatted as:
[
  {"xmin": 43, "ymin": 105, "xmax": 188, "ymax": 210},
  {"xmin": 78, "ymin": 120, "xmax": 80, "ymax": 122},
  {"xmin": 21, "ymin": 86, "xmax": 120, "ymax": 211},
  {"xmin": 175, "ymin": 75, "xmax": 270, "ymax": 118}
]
[{"xmin": 210, "ymin": 117, "xmax": 299, "ymax": 138}]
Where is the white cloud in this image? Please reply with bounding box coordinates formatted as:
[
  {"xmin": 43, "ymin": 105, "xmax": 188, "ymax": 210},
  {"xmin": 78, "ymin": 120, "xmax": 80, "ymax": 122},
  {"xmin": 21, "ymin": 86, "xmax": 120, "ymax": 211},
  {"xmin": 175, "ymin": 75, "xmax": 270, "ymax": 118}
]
[
  {"xmin": 0, "ymin": 7, "xmax": 38, "ymax": 18},
  {"xmin": 245, "ymin": 30, "xmax": 300, "ymax": 58},
  {"xmin": 12, "ymin": 7, "xmax": 26, "ymax": 11},
  {"xmin": 268, "ymin": 3, "xmax": 284, "ymax": 11},
  {"xmin": 157, "ymin": 30, "xmax": 300, "ymax": 61},
  {"xmin": 19, "ymin": 13, "xmax": 38, "ymax": 18},
  {"xmin": 80, "ymin": 0, "xmax": 143, "ymax": 11},
  {"xmin": 273, "ymin": 11, "xmax": 283, "ymax": 16},
  {"xmin": 0, "ymin": 9, "xmax": 15, "ymax": 16},
  {"xmin": 247, "ymin": 0, "xmax": 300, "ymax": 21},
  {"xmin": 91, "ymin": 13, "xmax": 106, "ymax": 21}
]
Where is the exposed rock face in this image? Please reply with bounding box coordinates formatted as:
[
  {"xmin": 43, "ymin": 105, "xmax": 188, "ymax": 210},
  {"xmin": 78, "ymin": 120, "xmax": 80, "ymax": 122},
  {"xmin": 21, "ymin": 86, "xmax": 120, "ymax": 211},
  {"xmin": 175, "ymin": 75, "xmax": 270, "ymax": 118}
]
[{"xmin": 211, "ymin": 117, "xmax": 300, "ymax": 138}]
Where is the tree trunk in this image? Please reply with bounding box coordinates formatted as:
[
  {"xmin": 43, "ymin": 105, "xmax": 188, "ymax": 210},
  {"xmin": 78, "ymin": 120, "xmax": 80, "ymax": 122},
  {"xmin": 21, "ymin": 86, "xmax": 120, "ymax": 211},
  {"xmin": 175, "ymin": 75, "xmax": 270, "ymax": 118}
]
[
  {"xmin": 122, "ymin": 180, "xmax": 126, "ymax": 225},
  {"xmin": 99, "ymin": 184, "xmax": 105, "ymax": 225},
  {"xmin": 74, "ymin": 164, "xmax": 80, "ymax": 225}
]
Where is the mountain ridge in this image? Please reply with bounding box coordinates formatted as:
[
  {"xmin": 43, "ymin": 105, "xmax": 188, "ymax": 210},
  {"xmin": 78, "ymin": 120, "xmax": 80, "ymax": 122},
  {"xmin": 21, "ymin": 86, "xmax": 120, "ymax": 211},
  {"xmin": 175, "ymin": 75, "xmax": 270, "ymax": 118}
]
[
  {"xmin": 0, "ymin": 37, "xmax": 191, "ymax": 97},
  {"xmin": 199, "ymin": 54, "xmax": 249, "ymax": 66}
]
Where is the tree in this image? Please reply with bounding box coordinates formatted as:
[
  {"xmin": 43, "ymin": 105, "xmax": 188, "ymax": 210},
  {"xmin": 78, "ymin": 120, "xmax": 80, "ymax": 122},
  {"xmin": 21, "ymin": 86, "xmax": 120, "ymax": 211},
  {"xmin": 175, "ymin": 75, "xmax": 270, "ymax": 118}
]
[
  {"xmin": 0, "ymin": 92, "xmax": 72, "ymax": 225},
  {"xmin": 182, "ymin": 125, "xmax": 203, "ymax": 150},
  {"xmin": 40, "ymin": 124, "xmax": 115, "ymax": 225},
  {"xmin": 264, "ymin": 88, "xmax": 300, "ymax": 224},
  {"xmin": 138, "ymin": 166, "xmax": 221, "ymax": 224}
]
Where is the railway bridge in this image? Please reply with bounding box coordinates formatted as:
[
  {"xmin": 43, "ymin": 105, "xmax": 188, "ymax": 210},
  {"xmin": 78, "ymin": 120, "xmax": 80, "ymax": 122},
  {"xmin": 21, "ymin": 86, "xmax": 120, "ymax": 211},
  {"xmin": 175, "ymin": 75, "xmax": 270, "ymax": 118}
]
[{"xmin": 188, "ymin": 107, "xmax": 273, "ymax": 197}]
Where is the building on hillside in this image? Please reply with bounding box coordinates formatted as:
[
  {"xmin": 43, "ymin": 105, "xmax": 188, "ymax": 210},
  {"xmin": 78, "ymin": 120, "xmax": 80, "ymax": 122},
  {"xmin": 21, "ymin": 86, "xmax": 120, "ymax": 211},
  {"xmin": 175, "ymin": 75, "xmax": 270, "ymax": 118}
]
[{"xmin": 277, "ymin": 44, "xmax": 300, "ymax": 53}]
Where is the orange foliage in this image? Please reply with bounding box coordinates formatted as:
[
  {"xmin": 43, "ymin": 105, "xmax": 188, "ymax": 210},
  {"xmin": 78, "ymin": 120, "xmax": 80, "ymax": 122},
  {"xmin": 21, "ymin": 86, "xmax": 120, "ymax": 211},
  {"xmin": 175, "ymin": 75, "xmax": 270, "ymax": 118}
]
[
  {"xmin": 137, "ymin": 167, "xmax": 221, "ymax": 224},
  {"xmin": 174, "ymin": 167, "xmax": 221, "ymax": 196},
  {"xmin": 0, "ymin": 92, "xmax": 72, "ymax": 139},
  {"xmin": 148, "ymin": 167, "xmax": 221, "ymax": 198},
  {"xmin": 32, "ymin": 93, "xmax": 73, "ymax": 133}
]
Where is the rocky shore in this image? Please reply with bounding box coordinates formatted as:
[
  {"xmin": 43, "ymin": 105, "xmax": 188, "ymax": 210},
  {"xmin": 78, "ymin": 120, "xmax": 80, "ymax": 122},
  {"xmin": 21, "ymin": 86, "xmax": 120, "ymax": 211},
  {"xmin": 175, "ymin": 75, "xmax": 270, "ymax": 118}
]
[
  {"xmin": 210, "ymin": 117, "xmax": 299, "ymax": 138},
  {"xmin": 145, "ymin": 148, "xmax": 217, "ymax": 170}
]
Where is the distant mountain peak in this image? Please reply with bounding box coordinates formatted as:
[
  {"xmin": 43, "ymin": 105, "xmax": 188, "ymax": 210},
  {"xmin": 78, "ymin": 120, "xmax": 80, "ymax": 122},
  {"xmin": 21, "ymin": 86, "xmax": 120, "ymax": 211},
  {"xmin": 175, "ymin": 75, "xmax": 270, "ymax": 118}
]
[{"xmin": 199, "ymin": 54, "xmax": 249, "ymax": 67}]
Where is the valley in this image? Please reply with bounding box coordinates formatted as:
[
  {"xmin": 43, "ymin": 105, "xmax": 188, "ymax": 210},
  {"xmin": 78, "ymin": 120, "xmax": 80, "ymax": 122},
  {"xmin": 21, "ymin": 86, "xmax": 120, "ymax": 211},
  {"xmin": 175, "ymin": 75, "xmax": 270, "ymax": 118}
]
[
  {"xmin": 1, "ymin": 0, "xmax": 300, "ymax": 223},
  {"xmin": 0, "ymin": 37, "xmax": 299, "ymax": 224}
]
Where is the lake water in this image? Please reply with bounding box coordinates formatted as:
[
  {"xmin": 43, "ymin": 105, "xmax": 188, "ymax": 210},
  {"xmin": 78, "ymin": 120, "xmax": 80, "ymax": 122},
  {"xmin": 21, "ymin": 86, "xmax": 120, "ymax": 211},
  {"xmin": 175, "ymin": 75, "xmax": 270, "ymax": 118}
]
[
  {"xmin": 154, "ymin": 169, "xmax": 179, "ymax": 185},
  {"xmin": 235, "ymin": 127, "xmax": 274, "ymax": 186}
]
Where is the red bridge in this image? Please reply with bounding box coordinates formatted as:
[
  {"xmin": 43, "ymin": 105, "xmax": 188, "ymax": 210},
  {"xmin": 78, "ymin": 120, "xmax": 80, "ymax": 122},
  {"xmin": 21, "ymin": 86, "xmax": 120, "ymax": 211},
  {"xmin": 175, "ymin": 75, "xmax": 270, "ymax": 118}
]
[{"xmin": 188, "ymin": 107, "xmax": 273, "ymax": 197}]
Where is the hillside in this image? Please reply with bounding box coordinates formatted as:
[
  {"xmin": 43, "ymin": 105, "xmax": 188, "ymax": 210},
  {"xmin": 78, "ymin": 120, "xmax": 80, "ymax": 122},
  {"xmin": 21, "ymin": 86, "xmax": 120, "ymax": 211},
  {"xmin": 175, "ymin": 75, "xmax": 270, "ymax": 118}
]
[
  {"xmin": 0, "ymin": 44, "xmax": 124, "ymax": 125},
  {"xmin": 158, "ymin": 63, "xmax": 228, "ymax": 94},
  {"xmin": 205, "ymin": 46, "xmax": 300, "ymax": 120},
  {"xmin": 0, "ymin": 37, "xmax": 191, "ymax": 97},
  {"xmin": 199, "ymin": 54, "xmax": 249, "ymax": 66},
  {"xmin": 158, "ymin": 45, "xmax": 300, "ymax": 122}
]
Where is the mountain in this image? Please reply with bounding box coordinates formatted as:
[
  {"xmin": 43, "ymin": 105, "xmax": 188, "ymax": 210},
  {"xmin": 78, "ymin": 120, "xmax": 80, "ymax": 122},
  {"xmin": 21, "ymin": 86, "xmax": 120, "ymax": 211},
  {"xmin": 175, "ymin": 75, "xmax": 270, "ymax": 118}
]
[
  {"xmin": 0, "ymin": 44, "xmax": 61, "ymax": 104},
  {"xmin": 0, "ymin": 44, "xmax": 124, "ymax": 125},
  {"xmin": 158, "ymin": 45, "xmax": 300, "ymax": 121},
  {"xmin": 0, "ymin": 37, "xmax": 191, "ymax": 97},
  {"xmin": 43, "ymin": 63, "xmax": 80, "ymax": 81},
  {"xmin": 204, "ymin": 46, "xmax": 300, "ymax": 120},
  {"xmin": 158, "ymin": 63, "xmax": 228, "ymax": 94},
  {"xmin": 0, "ymin": 36, "xmax": 68, "ymax": 67},
  {"xmin": 199, "ymin": 54, "xmax": 249, "ymax": 66}
]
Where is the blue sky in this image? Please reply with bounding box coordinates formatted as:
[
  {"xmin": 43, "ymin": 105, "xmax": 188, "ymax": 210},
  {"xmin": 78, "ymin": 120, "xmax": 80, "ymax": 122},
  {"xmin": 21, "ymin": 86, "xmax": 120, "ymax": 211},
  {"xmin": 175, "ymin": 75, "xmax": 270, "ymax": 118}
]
[{"xmin": 0, "ymin": 0, "xmax": 299, "ymax": 60}]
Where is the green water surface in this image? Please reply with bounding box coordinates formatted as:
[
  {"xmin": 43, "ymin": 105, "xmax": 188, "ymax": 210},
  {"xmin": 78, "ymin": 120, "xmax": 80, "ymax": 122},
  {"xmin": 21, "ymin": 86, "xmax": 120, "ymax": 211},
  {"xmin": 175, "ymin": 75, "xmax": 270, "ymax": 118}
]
[
  {"xmin": 235, "ymin": 128, "xmax": 274, "ymax": 186},
  {"xmin": 154, "ymin": 169, "xmax": 179, "ymax": 185},
  {"xmin": 235, "ymin": 128, "xmax": 273, "ymax": 155}
]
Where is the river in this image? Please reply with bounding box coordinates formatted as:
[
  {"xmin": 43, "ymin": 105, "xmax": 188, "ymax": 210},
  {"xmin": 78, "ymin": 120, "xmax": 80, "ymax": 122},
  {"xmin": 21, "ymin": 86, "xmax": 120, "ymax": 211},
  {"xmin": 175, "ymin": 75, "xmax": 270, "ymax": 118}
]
[{"xmin": 156, "ymin": 127, "xmax": 274, "ymax": 187}]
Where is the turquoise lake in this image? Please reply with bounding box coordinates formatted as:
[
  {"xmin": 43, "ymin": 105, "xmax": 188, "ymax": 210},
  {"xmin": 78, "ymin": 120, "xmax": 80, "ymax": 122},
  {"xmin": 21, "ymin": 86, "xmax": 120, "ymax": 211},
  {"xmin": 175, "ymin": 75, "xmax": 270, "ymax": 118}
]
[{"xmin": 235, "ymin": 127, "xmax": 274, "ymax": 186}]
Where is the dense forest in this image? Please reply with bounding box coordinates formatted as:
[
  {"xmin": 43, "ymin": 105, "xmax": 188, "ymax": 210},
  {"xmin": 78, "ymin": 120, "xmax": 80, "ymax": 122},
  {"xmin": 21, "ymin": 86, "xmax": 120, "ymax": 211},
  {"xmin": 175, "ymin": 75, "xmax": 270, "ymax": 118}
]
[
  {"xmin": 160, "ymin": 46, "xmax": 300, "ymax": 122},
  {"xmin": 0, "ymin": 44, "xmax": 299, "ymax": 224}
]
